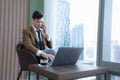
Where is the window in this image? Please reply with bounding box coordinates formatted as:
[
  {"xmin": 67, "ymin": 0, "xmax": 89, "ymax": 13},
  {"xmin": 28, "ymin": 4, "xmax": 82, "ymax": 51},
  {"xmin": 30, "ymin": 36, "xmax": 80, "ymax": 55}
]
[
  {"xmin": 47, "ymin": 0, "xmax": 99, "ymax": 65},
  {"xmin": 45, "ymin": 0, "xmax": 99, "ymax": 79},
  {"xmin": 102, "ymin": 0, "xmax": 120, "ymax": 63},
  {"xmin": 99, "ymin": 0, "xmax": 120, "ymax": 80}
]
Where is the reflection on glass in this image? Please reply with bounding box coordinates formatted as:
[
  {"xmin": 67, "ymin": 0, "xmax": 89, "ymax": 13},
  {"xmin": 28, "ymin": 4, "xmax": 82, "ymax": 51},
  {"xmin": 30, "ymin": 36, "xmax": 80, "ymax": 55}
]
[
  {"xmin": 69, "ymin": 0, "xmax": 99, "ymax": 66},
  {"xmin": 53, "ymin": 0, "xmax": 99, "ymax": 80},
  {"xmin": 111, "ymin": 0, "xmax": 120, "ymax": 63},
  {"xmin": 54, "ymin": 0, "xmax": 99, "ymax": 66},
  {"xmin": 110, "ymin": 75, "xmax": 120, "ymax": 80},
  {"xmin": 102, "ymin": 0, "xmax": 120, "ymax": 63}
]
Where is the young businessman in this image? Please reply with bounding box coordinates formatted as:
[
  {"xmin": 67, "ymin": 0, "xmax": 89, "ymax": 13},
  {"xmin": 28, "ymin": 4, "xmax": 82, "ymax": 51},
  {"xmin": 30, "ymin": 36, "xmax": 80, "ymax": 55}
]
[{"xmin": 22, "ymin": 10, "xmax": 55, "ymax": 63}]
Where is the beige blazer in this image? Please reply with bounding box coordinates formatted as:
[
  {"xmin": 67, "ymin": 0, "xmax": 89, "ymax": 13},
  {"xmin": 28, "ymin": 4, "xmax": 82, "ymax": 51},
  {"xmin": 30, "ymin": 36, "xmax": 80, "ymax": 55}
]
[{"xmin": 22, "ymin": 26, "xmax": 53, "ymax": 54}]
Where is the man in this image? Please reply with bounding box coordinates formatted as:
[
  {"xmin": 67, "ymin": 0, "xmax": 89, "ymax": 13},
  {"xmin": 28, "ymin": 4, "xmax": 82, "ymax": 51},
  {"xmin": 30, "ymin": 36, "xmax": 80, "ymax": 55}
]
[{"xmin": 22, "ymin": 10, "xmax": 55, "ymax": 63}]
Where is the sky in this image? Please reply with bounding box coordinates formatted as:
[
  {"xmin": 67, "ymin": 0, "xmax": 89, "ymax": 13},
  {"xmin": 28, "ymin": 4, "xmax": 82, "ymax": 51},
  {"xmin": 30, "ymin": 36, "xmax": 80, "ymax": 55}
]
[{"xmin": 69, "ymin": 0, "xmax": 99, "ymax": 41}]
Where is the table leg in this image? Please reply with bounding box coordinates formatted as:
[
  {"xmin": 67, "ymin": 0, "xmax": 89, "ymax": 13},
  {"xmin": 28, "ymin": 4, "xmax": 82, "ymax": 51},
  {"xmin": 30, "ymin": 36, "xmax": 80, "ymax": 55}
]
[
  {"xmin": 28, "ymin": 70, "xmax": 30, "ymax": 80},
  {"xmin": 104, "ymin": 72, "xmax": 110, "ymax": 80},
  {"xmin": 36, "ymin": 73, "xmax": 39, "ymax": 80}
]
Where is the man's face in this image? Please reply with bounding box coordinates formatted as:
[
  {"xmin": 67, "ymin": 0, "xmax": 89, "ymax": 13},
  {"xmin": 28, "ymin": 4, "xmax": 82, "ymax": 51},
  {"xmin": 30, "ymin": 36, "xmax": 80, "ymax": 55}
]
[{"xmin": 33, "ymin": 18, "xmax": 44, "ymax": 29}]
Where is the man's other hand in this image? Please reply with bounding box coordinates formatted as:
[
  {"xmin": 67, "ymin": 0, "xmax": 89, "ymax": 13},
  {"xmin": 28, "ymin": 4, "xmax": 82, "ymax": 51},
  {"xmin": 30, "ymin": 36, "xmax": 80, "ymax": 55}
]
[{"xmin": 41, "ymin": 52, "xmax": 55, "ymax": 61}]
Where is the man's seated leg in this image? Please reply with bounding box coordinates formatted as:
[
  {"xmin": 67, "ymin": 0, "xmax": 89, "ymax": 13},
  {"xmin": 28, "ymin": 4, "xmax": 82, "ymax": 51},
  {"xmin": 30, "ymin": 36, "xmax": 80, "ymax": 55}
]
[
  {"xmin": 43, "ymin": 49, "xmax": 56, "ymax": 63},
  {"xmin": 36, "ymin": 49, "xmax": 56, "ymax": 63},
  {"xmin": 43, "ymin": 49, "xmax": 56, "ymax": 56},
  {"xmin": 36, "ymin": 49, "xmax": 55, "ymax": 80}
]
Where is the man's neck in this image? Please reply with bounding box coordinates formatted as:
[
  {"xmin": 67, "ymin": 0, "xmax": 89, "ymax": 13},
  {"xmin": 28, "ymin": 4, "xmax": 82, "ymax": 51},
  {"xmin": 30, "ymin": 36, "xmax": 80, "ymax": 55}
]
[{"xmin": 32, "ymin": 25, "xmax": 42, "ymax": 32}]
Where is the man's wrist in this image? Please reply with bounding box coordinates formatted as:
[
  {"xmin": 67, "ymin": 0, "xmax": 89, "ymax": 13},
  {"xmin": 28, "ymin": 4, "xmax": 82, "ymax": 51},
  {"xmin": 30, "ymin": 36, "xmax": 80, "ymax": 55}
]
[
  {"xmin": 47, "ymin": 37, "xmax": 51, "ymax": 41},
  {"xmin": 36, "ymin": 50, "xmax": 43, "ymax": 56}
]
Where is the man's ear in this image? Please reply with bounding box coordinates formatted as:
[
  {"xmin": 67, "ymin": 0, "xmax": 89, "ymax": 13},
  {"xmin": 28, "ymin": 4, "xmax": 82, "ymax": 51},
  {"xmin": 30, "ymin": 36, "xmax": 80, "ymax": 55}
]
[{"xmin": 32, "ymin": 19, "xmax": 35, "ymax": 23}]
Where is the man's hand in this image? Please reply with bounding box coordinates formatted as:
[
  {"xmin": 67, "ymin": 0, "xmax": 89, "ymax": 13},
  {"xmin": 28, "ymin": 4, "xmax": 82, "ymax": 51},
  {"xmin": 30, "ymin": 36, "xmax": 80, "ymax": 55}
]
[
  {"xmin": 42, "ymin": 24, "xmax": 49, "ymax": 39},
  {"xmin": 41, "ymin": 52, "xmax": 55, "ymax": 61}
]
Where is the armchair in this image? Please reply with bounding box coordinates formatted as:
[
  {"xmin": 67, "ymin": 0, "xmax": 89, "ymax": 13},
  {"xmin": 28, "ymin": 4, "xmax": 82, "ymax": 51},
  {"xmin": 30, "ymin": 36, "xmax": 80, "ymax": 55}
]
[{"xmin": 16, "ymin": 41, "xmax": 39, "ymax": 80}]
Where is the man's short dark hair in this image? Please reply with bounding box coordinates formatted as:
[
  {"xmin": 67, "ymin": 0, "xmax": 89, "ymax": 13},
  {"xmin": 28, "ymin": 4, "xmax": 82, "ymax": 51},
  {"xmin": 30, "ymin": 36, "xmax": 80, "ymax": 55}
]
[{"xmin": 32, "ymin": 11, "xmax": 43, "ymax": 19}]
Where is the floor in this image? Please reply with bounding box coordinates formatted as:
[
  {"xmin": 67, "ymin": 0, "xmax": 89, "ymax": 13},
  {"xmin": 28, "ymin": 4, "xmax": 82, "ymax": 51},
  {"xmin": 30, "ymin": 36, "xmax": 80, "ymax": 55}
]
[
  {"xmin": 20, "ymin": 71, "xmax": 95, "ymax": 80},
  {"xmin": 21, "ymin": 75, "xmax": 95, "ymax": 80}
]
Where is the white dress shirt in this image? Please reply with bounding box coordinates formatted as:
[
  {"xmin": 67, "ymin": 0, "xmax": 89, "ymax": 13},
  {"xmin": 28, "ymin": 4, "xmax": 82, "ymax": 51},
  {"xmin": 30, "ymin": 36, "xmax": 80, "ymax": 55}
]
[{"xmin": 32, "ymin": 25, "xmax": 50, "ymax": 56}]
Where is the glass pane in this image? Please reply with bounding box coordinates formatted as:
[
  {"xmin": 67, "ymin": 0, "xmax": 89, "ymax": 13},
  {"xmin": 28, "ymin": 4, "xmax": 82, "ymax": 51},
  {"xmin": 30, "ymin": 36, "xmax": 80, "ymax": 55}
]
[
  {"xmin": 75, "ymin": 76, "xmax": 96, "ymax": 80},
  {"xmin": 45, "ymin": 0, "xmax": 99, "ymax": 80},
  {"xmin": 69, "ymin": 0, "xmax": 99, "ymax": 66},
  {"xmin": 53, "ymin": 0, "xmax": 99, "ymax": 67},
  {"xmin": 102, "ymin": 0, "xmax": 120, "ymax": 63},
  {"xmin": 110, "ymin": 75, "xmax": 120, "ymax": 80}
]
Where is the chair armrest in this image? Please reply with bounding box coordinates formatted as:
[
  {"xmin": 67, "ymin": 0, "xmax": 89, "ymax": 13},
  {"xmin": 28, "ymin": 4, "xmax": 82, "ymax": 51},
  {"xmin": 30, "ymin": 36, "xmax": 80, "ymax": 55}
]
[{"xmin": 17, "ymin": 49, "xmax": 38, "ymax": 70}]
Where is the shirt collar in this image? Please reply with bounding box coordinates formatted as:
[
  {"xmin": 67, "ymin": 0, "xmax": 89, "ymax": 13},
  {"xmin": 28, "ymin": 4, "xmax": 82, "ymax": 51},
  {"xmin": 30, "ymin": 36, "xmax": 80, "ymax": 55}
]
[{"xmin": 32, "ymin": 25, "xmax": 42, "ymax": 32}]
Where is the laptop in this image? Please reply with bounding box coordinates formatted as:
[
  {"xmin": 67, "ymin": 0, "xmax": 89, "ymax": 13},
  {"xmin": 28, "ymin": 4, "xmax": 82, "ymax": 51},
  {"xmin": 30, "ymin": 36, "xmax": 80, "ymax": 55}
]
[{"xmin": 50, "ymin": 47, "xmax": 83, "ymax": 66}]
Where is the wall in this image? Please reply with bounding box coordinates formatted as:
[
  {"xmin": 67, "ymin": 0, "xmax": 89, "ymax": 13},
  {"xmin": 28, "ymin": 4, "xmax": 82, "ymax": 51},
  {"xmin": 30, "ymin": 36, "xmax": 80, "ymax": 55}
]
[
  {"xmin": 29, "ymin": 0, "xmax": 44, "ymax": 26},
  {"xmin": 0, "ymin": 0, "xmax": 29, "ymax": 80}
]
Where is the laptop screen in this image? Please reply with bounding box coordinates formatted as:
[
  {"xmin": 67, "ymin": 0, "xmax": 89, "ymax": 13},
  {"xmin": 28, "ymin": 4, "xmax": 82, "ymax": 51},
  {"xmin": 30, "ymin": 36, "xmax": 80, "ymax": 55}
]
[{"xmin": 52, "ymin": 47, "xmax": 83, "ymax": 66}]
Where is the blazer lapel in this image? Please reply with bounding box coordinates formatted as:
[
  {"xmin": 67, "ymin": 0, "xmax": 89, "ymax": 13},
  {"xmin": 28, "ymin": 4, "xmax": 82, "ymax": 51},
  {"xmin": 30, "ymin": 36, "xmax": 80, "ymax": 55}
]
[{"xmin": 30, "ymin": 27, "xmax": 38, "ymax": 43}]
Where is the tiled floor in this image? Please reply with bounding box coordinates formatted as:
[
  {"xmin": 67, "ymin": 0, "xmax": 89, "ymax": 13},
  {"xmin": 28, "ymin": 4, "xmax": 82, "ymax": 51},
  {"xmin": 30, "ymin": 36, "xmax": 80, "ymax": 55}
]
[
  {"xmin": 20, "ymin": 74, "xmax": 48, "ymax": 80},
  {"xmin": 21, "ymin": 76, "xmax": 95, "ymax": 80},
  {"xmin": 20, "ymin": 71, "xmax": 95, "ymax": 80},
  {"xmin": 28, "ymin": 75, "xmax": 48, "ymax": 80}
]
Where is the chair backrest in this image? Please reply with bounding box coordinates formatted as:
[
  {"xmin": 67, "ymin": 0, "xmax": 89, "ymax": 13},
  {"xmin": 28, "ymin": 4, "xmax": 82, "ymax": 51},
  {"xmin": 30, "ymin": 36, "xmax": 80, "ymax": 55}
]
[{"xmin": 16, "ymin": 41, "xmax": 38, "ymax": 70}]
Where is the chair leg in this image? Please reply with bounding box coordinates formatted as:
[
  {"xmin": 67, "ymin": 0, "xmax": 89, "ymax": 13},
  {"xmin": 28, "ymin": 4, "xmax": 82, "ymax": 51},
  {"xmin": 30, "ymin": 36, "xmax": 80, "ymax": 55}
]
[
  {"xmin": 36, "ymin": 73, "xmax": 39, "ymax": 80},
  {"xmin": 28, "ymin": 70, "xmax": 30, "ymax": 80},
  {"xmin": 17, "ymin": 69, "xmax": 22, "ymax": 80}
]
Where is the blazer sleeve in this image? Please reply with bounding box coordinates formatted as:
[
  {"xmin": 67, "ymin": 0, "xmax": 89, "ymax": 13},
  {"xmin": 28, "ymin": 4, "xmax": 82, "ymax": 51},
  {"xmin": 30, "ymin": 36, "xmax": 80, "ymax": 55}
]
[
  {"xmin": 46, "ymin": 40, "xmax": 53, "ymax": 48},
  {"xmin": 22, "ymin": 29, "xmax": 39, "ymax": 54},
  {"xmin": 41, "ymin": 30, "xmax": 53, "ymax": 48}
]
